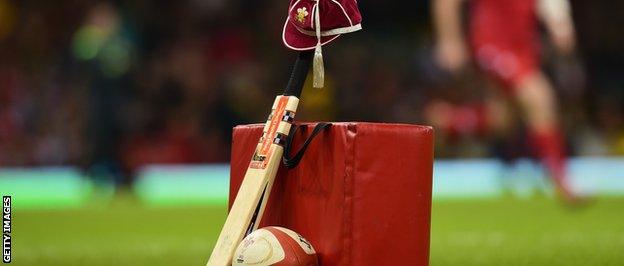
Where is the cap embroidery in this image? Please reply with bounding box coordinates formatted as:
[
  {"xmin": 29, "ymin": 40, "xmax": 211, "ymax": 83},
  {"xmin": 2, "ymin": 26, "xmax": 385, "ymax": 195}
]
[{"xmin": 296, "ymin": 7, "xmax": 309, "ymax": 23}]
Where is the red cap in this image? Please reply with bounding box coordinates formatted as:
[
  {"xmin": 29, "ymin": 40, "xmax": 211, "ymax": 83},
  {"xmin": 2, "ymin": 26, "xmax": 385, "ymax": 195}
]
[{"xmin": 282, "ymin": 0, "xmax": 362, "ymax": 51}]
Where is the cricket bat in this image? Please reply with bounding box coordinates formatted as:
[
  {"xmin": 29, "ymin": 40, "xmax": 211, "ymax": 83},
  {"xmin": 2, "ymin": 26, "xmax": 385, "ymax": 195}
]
[{"xmin": 207, "ymin": 51, "xmax": 313, "ymax": 266}]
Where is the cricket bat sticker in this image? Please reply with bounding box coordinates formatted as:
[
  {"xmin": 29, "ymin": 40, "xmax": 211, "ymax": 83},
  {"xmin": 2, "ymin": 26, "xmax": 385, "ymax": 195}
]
[{"xmin": 250, "ymin": 96, "xmax": 294, "ymax": 169}]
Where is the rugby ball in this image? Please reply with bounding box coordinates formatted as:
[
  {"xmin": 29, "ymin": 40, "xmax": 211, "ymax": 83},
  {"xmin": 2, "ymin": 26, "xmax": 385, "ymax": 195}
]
[{"xmin": 232, "ymin": 226, "xmax": 318, "ymax": 266}]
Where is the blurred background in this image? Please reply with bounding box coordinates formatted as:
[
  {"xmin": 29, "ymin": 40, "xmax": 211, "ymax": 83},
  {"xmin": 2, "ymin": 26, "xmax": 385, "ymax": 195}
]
[
  {"xmin": 1, "ymin": 0, "xmax": 623, "ymax": 265},
  {"xmin": 2, "ymin": 0, "xmax": 624, "ymax": 175}
]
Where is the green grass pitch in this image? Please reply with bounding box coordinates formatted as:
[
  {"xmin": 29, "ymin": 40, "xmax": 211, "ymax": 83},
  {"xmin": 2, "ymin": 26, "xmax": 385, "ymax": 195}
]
[{"xmin": 12, "ymin": 196, "xmax": 624, "ymax": 265}]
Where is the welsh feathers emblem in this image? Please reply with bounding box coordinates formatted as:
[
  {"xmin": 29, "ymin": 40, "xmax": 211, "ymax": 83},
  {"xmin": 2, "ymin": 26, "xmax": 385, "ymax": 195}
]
[{"xmin": 296, "ymin": 7, "xmax": 309, "ymax": 23}]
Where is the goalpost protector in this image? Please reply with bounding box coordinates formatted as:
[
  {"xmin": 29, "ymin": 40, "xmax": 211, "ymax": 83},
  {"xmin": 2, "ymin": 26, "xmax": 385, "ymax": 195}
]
[{"xmin": 230, "ymin": 122, "xmax": 434, "ymax": 266}]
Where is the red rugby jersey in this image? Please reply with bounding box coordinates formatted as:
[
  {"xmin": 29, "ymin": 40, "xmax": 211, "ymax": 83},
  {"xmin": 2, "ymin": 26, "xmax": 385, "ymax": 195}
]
[{"xmin": 469, "ymin": 0, "xmax": 538, "ymax": 47}]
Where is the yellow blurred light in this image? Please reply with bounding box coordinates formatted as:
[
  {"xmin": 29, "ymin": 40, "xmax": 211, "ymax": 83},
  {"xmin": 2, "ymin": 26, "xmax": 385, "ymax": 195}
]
[
  {"xmin": 72, "ymin": 25, "xmax": 106, "ymax": 60},
  {"xmin": 0, "ymin": 0, "xmax": 17, "ymax": 41}
]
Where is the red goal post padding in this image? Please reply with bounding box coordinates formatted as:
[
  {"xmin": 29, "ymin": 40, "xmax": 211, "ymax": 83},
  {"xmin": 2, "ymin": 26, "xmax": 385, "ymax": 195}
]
[{"xmin": 230, "ymin": 122, "xmax": 434, "ymax": 266}]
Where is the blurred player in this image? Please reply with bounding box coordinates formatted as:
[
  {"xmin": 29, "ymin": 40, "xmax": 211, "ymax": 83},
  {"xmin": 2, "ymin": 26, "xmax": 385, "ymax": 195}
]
[{"xmin": 432, "ymin": 0, "xmax": 579, "ymax": 201}]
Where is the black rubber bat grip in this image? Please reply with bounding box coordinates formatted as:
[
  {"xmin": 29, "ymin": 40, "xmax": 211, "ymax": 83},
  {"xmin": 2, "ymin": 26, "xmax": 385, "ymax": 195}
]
[{"xmin": 283, "ymin": 51, "xmax": 313, "ymax": 98}]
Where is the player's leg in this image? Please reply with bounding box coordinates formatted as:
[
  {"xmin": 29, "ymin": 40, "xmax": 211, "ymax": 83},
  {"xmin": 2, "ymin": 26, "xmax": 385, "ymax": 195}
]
[{"xmin": 513, "ymin": 71, "xmax": 575, "ymax": 200}]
